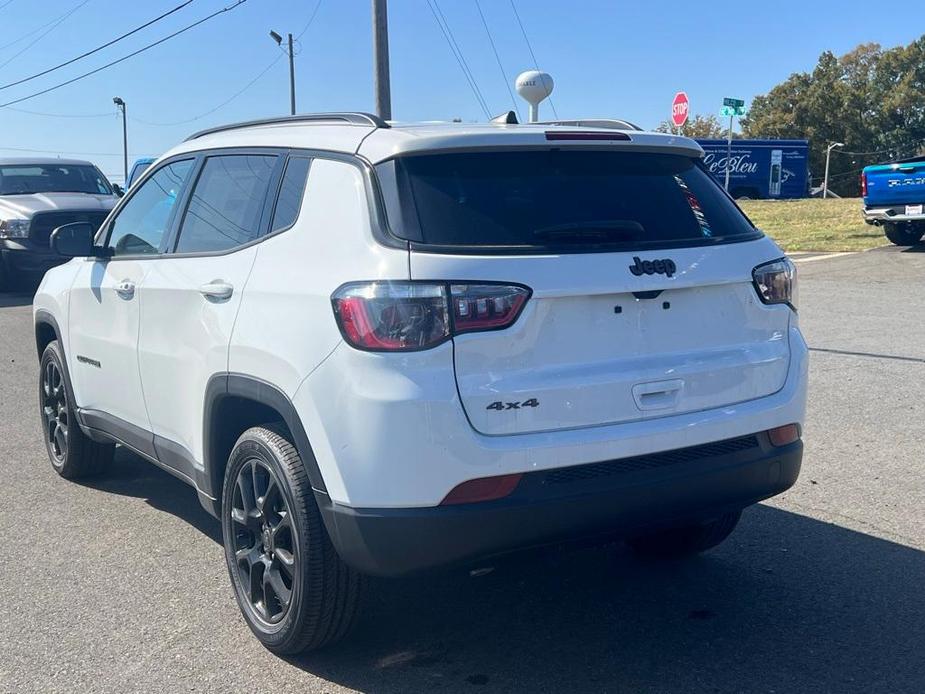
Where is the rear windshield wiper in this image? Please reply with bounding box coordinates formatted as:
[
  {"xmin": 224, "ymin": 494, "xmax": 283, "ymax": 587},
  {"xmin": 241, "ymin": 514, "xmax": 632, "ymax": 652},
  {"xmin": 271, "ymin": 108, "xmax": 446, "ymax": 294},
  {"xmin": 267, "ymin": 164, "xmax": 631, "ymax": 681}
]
[{"xmin": 532, "ymin": 220, "xmax": 645, "ymax": 243}]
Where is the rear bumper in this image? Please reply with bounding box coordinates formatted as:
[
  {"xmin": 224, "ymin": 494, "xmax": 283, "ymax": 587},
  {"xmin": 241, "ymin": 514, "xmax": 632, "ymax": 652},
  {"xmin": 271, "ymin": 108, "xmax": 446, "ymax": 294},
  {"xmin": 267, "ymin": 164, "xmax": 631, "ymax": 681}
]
[
  {"xmin": 862, "ymin": 206, "xmax": 925, "ymax": 224},
  {"xmin": 317, "ymin": 433, "xmax": 802, "ymax": 576},
  {"xmin": 0, "ymin": 239, "xmax": 67, "ymax": 278}
]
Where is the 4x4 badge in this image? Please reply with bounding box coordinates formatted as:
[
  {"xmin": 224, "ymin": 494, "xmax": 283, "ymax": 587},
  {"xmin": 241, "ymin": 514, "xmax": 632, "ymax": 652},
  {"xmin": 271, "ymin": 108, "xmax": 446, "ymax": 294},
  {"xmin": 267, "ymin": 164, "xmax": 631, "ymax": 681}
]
[{"xmin": 629, "ymin": 256, "xmax": 676, "ymax": 278}]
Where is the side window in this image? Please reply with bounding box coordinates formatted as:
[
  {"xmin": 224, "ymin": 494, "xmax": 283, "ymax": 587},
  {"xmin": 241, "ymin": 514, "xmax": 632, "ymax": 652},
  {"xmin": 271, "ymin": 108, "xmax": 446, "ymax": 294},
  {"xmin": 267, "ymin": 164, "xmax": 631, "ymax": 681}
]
[
  {"xmin": 270, "ymin": 156, "xmax": 311, "ymax": 232},
  {"xmin": 174, "ymin": 154, "xmax": 277, "ymax": 254},
  {"xmin": 107, "ymin": 160, "xmax": 194, "ymax": 256}
]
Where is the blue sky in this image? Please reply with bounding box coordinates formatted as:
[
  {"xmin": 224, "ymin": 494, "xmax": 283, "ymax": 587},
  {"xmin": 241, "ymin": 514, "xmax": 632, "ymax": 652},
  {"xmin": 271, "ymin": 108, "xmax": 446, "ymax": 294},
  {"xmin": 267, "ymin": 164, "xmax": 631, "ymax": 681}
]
[{"xmin": 1, "ymin": 0, "xmax": 923, "ymax": 183}]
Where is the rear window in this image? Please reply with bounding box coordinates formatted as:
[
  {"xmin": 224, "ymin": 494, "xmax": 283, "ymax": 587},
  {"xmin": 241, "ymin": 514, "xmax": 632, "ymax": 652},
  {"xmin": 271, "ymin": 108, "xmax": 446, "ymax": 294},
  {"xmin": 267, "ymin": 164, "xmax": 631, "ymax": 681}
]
[{"xmin": 377, "ymin": 150, "xmax": 761, "ymax": 252}]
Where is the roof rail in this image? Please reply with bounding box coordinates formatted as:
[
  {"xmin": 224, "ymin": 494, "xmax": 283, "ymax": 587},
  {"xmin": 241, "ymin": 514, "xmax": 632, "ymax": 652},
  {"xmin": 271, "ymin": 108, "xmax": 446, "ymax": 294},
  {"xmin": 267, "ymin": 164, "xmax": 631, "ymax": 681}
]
[
  {"xmin": 185, "ymin": 112, "xmax": 389, "ymax": 141},
  {"xmin": 538, "ymin": 118, "xmax": 644, "ymax": 132}
]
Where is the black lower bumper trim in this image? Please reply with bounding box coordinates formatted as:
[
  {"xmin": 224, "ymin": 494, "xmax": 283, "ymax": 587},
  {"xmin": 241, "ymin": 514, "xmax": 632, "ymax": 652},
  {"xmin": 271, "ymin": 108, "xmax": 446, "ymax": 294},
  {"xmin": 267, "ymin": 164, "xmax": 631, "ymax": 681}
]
[{"xmin": 317, "ymin": 433, "xmax": 803, "ymax": 577}]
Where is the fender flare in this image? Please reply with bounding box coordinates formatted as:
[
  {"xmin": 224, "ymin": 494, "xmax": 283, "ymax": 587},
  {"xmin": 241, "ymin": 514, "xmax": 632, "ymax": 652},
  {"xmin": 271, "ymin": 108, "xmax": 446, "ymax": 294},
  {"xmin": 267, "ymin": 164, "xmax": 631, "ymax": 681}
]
[{"xmin": 202, "ymin": 373, "xmax": 329, "ymax": 503}]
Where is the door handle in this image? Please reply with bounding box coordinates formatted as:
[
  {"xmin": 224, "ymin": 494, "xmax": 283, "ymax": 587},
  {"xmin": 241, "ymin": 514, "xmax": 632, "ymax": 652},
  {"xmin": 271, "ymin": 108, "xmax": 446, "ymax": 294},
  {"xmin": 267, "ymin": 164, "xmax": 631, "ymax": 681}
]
[
  {"xmin": 116, "ymin": 279, "xmax": 135, "ymax": 300},
  {"xmin": 199, "ymin": 280, "xmax": 234, "ymax": 301}
]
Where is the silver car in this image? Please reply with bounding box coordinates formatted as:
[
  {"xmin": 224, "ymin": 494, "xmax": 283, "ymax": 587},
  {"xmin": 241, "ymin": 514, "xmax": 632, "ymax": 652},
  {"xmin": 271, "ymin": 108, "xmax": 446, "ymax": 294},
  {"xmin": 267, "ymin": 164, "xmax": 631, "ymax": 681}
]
[{"xmin": 0, "ymin": 158, "xmax": 119, "ymax": 291}]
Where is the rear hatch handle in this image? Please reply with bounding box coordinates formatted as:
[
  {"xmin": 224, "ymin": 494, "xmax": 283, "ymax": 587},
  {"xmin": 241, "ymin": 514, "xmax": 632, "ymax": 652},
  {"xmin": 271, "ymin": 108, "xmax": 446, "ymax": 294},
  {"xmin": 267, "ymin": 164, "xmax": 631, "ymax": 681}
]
[{"xmin": 632, "ymin": 379, "xmax": 684, "ymax": 411}]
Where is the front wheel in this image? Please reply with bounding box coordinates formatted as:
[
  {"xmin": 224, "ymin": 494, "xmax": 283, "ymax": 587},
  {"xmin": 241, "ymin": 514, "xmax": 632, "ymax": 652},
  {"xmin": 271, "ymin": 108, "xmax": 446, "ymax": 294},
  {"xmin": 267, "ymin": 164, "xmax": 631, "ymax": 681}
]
[
  {"xmin": 221, "ymin": 426, "xmax": 363, "ymax": 654},
  {"xmin": 628, "ymin": 511, "xmax": 742, "ymax": 559},
  {"xmin": 884, "ymin": 222, "xmax": 924, "ymax": 246},
  {"xmin": 39, "ymin": 341, "xmax": 114, "ymax": 478}
]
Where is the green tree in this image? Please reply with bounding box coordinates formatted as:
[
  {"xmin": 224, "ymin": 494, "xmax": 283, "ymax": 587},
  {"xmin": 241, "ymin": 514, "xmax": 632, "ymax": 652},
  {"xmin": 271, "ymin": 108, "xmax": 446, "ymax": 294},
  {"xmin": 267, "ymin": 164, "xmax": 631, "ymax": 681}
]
[
  {"xmin": 656, "ymin": 114, "xmax": 729, "ymax": 139},
  {"xmin": 741, "ymin": 37, "xmax": 925, "ymax": 195}
]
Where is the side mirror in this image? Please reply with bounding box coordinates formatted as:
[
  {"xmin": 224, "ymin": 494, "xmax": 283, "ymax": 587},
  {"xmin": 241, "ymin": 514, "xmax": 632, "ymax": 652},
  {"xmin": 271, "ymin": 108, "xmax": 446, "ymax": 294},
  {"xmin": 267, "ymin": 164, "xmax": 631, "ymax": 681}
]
[
  {"xmin": 51, "ymin": 222, "xmax": 108, "ymax": 258},
  {"xmin": 113, "ymin": 184, "xmax": 125, "ymax": 197}
]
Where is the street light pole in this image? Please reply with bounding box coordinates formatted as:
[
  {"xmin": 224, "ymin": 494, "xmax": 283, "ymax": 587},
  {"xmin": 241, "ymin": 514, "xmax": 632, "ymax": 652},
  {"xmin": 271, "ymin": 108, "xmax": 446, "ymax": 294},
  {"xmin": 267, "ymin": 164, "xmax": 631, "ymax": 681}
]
[
  {"xmin": 372, "ymin": 0, "xmax": 391, "ymax": 120},
  {"xmin": 270, "ymin": 30, "xmax": 296, "ymax": 115},
  {"xmin": 724, "ymin": 113, "xmax": 733, "ymax": 192},
  {"xmin": 113, "ymin": 97, "xmax": 127, "ymax": 185},
  {"xmin": 823, "ymin": 142, "xmax": 844, "ymax": 199}
]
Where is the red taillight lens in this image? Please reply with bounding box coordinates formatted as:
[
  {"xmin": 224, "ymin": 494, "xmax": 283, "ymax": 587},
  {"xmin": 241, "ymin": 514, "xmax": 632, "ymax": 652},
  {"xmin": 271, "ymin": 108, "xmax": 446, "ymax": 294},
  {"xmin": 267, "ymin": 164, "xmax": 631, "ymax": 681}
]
[
  {"xmin": 332, "ymin": 282, "xmax": 530, "ymax": 352},
  {"xmin": 332, "ymin": 283, "xmax": 450, "ymax": 351},
  {"xmin": 450, "ymin": 284, "xmax": 530, "ymax": 334},
  {"xmin": 441, "ymin": 473, "xmax": 523, "ymax": 505},
  {"xmin": 860, "ymin": 172, "xmax": 868, "ymax": 197}
]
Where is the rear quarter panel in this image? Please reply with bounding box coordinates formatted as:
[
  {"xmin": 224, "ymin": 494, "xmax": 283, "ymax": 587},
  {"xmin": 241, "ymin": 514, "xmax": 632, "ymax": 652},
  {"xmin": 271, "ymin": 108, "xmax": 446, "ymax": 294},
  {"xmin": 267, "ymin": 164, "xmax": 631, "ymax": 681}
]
[{"xmin": 229, "ymin": 157, "xmax": 408, "ymax": 398}]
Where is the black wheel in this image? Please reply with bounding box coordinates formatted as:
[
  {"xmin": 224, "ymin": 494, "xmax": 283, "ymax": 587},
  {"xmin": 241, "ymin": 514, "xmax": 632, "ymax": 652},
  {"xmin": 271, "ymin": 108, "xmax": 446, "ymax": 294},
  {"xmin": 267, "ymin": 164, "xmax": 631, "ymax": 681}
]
[
  {"xmin": 39, "ymin": 341, "xmax": 114, "ymax": 478},
  {"xmin": 628, "ymin": 511, "xmax": 742, "ymax": 559},
  {"xmin": 222, "ymin": 426, "xmax": 363, "ymax": 654},
  {"xmin": 884, "ymin": 223, "xmax": 924, "ymax": 246}
]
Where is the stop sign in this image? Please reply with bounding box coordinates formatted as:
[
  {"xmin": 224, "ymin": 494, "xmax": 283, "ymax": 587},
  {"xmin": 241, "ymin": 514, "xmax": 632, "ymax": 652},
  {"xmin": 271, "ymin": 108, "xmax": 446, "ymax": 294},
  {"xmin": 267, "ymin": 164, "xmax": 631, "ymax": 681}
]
[{"xmin": 671, "ymin": 92, "xmax": 689, "ymax": 128}]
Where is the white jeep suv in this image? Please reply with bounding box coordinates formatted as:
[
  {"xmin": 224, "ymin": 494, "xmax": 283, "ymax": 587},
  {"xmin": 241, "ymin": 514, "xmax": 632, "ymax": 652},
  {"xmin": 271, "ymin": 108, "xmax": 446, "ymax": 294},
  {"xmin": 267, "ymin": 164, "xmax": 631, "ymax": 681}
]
[{"xmin": 33, "ymin": 113, "xmax": 807, "ymax": 653}]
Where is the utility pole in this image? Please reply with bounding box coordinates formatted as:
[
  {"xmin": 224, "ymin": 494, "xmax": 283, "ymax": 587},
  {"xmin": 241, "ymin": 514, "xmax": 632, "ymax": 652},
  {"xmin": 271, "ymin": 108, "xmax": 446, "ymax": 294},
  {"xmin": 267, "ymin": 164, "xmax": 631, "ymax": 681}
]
[
  {"xmin": 288, "ymin": 33, "xmax": 296, "ymax": 115},
  {"xmin": 823, "ymin": 142, "xmax": 844, "ymax": 198},
  {"xmin": 113, "ymin": 97, "xmax": 127, "ymax": 185},
  {"xmin": 270, "ymin": 30, "xmax": 296, "ymax": 115},
  {"xmin": 372, "ymin": 0, "xmax": 391, "ymax": 120}
]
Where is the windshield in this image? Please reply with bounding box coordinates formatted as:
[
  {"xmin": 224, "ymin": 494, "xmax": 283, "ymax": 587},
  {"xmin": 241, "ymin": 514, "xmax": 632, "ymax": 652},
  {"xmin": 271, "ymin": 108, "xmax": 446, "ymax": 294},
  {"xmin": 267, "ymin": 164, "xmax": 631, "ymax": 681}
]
[
  {"xmin": 0, "ymin": 164, "xmax": 113, "ymax": 196},
  {"xmin": 377, "ymin": 150, "xmax": 761, "ymax": 252}
]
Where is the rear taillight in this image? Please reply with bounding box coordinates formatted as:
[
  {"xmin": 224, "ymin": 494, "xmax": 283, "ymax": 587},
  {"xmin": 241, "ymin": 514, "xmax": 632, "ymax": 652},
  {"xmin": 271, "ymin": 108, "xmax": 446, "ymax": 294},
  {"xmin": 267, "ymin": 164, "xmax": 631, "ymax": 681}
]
[
  {"xmin": 860, "ymin": 171, "xmax": 868, "ymax": 197},
  {"xmin": 752, "ymin": 257, "xmax": 797, "ymax": 311},
  {"xmin": 332, "ymin": 282, "xmax": 530, "ymax": 352}
]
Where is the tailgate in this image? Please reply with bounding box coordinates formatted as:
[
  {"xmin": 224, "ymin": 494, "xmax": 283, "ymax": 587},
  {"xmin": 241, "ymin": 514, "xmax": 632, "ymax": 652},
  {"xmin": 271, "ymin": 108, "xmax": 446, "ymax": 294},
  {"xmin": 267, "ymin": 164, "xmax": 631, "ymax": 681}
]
[
  {"xmin": 865, "ymin": 163, "xmax": 925, "ymax": 206},
  {"xmin": 412, "ymin": 240, "xmax": 791, "ymax": 436}
]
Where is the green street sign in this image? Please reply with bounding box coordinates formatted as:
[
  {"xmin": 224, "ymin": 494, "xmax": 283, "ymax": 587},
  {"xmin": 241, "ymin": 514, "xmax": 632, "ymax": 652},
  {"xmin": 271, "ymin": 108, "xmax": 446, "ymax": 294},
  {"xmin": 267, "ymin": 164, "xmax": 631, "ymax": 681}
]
[
  {"xmin": 723, "ymin": 97, "xmax": 745, "ymax": 108},
  {"xmin": 720, "ymin": 105, "xmax": 747, "ymax": 117}
]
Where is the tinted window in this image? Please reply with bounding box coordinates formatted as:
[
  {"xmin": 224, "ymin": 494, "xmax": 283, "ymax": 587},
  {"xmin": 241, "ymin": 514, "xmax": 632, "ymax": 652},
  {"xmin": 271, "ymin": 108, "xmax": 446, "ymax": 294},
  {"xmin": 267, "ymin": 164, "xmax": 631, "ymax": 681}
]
[
  {"xmin": 175, "ymin": 155, "xmax": 277, "ymax": 253},
  {"xmin": 378, "ymin": 151, "xmax": 759, "ymax": 251},
  {"xmin": 0, "ymin": 164, "xmax": 112, "ymax": 195},
  {"xmin": 270, "ymin": 156, "xmax": 311, "ymax": 232},
  {"xmin": 108, "ymin": 160, "xmax": 193, "ymax": 256}
]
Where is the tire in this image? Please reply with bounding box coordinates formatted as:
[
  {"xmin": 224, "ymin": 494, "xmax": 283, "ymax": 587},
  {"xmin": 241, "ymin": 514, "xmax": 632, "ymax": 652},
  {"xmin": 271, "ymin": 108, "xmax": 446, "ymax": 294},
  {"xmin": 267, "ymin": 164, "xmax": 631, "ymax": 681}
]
[
  {"xmin": 884, "ymin": 223, "xmax": 924, "ymax": 246},
  {"xmin": 39, "ymin": 341, "xmax": 114, "ymax": 478},
  {"xmin": 221, "ymin": 425, "xmax": 363, "ymax": 654},
  {"xmin": 628, "ymin": 511, "xmax": 742, "ymax": 559}
]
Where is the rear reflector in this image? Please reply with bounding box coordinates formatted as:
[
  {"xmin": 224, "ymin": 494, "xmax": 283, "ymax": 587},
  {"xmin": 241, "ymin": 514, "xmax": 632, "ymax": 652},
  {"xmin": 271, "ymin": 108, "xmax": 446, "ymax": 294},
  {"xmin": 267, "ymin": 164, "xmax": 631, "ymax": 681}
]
[
  {"xmin": 441, "ymin": 474, "xmax": 523, "ymax": 505},
  {"xmin": 768, "ymin": 424, "xmax": 801, "ymax": 447},
  {"xmin": 545, "ymin": 131, "xmax": 631, "ymax": 141}
]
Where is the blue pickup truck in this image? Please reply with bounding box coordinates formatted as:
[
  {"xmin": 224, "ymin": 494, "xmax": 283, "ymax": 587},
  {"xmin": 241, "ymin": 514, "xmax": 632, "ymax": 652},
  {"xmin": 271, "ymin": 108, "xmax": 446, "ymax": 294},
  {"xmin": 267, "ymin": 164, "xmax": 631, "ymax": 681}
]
[
  {"xmin": 862, "ymin": 158, "xmax": 925, "ymax": 246},
  {"xmin": 696, "ymin": 139, "xmax": 810, "ymax": 199}
]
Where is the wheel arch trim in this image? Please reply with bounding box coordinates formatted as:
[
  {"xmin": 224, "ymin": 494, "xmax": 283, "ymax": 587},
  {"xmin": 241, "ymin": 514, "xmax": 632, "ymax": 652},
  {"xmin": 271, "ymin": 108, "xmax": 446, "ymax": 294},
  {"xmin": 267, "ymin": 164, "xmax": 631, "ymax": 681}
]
[{"xmin": 203, "ymin": 373, "xmax": 329, "ymax": 505}]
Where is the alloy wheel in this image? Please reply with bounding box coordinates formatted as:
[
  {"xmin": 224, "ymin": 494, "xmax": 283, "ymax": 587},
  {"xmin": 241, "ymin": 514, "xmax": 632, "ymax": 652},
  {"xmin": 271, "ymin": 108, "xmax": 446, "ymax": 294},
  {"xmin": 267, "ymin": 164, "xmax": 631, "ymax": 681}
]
[
  {"xmin": 42, "ymin": 361, "xmax": 68, "ymax": 463},
  {"xmin": 230, "ymin": 458, "xmax": 297, "ymax": 624}
]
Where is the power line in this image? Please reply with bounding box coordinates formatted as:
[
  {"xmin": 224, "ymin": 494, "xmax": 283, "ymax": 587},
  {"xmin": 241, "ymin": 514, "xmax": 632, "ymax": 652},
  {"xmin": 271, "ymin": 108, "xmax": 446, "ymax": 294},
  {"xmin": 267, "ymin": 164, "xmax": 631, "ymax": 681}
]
[
  {"xmin": 0, "ymin": 0, "xmax": 16, "ymax": 11},
  {"xmin": 425, "ymin": 0, "xmax": 490, "ymax": 118},
  {"xmin": 0, "ymin": 145, "xmax": 121, "ymax": 156},
  {"xmin": 4, "ymin": 105, "xmax": 114, "ymax": 118},
  {"xmin": 130, "ymin": 53, "xmax": 285, "ymax": 126},
  {"xmin": 0, "ymin": 0, "xmax": 197, "ymax": 92},
  {"xmin": 0, "ymin": 0, "xmax": 88, "ymax": 52},
  {"xmin": 0, "ymin": 0, "xmax": 249, "ymax": 109},
  {"xmin": 0, "ymin": 0, "xmax": 91, "ymax": 70},
  {"xmin": 474, "ymin": 0, "xmax": 521, "ymax": 121},
  {"xmin": 432, "ymin": 2, "xmax": 491, "ymax": 116},
  {"xmin": 508, "ymin": 0, "xmax": 558, "ymax": 119},
  {"xmin": 128, "ymin": 0, "xmax": 324, "ymax": 127}
]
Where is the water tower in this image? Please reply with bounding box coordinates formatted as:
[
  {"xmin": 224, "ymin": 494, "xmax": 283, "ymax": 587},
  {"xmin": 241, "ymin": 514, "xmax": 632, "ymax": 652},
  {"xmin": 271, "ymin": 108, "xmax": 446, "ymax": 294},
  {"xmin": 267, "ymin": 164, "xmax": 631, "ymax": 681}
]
[{"xmin": 515, "ymin": 70, "xmax": 554, "ymax": 123}]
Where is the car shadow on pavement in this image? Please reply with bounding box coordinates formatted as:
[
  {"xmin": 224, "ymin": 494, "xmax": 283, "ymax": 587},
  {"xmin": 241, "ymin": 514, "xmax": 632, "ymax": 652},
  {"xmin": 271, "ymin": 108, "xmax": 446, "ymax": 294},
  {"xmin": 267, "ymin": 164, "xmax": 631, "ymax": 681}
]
[
  {"xmin": 292, "ymin": 506, "xmax": 924, "ymax": 693},
  {"xmin": 87, "ymin": 451, "xmax": 924, "ymax": 692},
  {"xmin": 81, "ymin": 447, "xmax": 223, "ymax": 544}
]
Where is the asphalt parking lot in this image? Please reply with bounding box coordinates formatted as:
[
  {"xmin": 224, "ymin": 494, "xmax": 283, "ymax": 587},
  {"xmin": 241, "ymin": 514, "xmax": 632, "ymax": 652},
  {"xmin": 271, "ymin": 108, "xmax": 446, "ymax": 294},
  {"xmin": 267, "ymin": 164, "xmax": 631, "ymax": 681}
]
[{"xmin": 1, "ymin": 247, "xmax": 923, "ymax": 693}]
